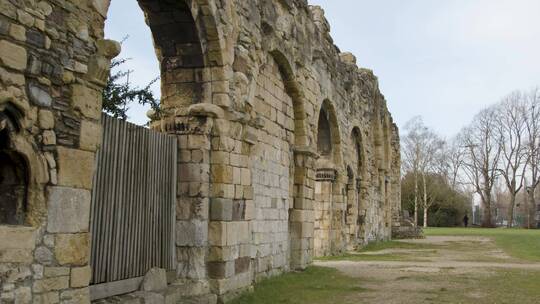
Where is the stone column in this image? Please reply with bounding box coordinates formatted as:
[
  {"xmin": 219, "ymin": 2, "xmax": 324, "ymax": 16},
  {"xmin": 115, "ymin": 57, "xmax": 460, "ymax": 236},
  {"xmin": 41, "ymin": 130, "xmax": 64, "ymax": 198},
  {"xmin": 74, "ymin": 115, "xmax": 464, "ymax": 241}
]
[
  {"xmin": 206, "ymin": 118, "xmax": 254, "ymax": 302},
  {"xmin": 158, "ymin": 114, "xmax": 213, "ymax": 282},
  {"xmin": 289, "ymin": 147, "xmax": 317, "ymax": 270}
]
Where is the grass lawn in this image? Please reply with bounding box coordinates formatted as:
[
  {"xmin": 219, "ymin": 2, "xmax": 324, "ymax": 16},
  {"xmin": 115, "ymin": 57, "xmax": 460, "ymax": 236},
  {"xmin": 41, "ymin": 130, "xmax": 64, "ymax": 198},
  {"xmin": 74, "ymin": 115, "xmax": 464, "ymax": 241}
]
[
  {"xmin": 229, "ymin": 266, "xmax": 366, "ymax": 304},
  {"xmin": 425, "ymin": 227, "xmax": 540, "ymax": 262},
  {"xmin": 415, "ymin": 268, "xmax": 540, "ymax": 304}
]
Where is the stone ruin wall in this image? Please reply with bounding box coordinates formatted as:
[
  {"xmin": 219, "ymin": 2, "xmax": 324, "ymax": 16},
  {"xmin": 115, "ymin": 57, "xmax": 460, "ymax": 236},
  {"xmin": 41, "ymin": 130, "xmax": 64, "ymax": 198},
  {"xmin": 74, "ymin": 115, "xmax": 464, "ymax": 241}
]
[{"xmin": 0, "ymin": 0, "xmax": 401, "ymax": 303}]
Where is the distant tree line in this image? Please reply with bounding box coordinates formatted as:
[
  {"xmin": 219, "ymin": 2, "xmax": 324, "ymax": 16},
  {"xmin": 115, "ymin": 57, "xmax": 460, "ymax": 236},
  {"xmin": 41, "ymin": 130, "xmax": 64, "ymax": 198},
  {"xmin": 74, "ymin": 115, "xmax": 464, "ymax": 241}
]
[{"xmin": 402, "ymin": 88, "xmax": 540, "ymax": 228}]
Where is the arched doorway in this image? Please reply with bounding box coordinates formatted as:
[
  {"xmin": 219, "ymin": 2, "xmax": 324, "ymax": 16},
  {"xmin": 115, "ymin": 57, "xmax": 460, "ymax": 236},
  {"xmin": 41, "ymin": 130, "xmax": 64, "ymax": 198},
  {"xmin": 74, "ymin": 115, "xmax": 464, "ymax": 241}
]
[
  {"xmin": 349, "ymin": 127, "xmax": 366, "ymax": 246},
  {"xmin": 314, "ymin": 99, "xmax": 342, "ymax": 257},
  {"xmin": 89, "ymin": 0, "xmax": 226, "ymax": 299},
  {"xmin": 0, "ymin": 110, "xmax": 28, "ymax": 225}
]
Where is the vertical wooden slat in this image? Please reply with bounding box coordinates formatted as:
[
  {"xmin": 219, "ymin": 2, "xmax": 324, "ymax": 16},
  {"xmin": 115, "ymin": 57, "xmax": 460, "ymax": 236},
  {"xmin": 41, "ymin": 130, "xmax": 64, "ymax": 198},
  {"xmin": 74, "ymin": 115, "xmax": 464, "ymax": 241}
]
[{"xmin": 90, "ymin": 115, "xmax": 177, "ymax": 286}]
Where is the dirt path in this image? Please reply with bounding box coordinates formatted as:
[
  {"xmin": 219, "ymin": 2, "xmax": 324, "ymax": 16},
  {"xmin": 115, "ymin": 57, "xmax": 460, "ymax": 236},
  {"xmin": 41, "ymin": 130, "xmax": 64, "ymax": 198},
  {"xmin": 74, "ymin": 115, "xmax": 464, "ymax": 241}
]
[{"xmin": 314, "ymin": 236, "xmax": 540, "ymax": 303}]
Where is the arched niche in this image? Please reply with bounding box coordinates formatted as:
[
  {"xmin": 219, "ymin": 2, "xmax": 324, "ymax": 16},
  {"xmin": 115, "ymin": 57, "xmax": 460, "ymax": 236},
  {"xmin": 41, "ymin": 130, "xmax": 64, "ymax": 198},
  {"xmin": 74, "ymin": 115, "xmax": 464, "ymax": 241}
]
[
  {"xmin": 0, "ymin": 102, "xmax": 47, "ymax": 226},
  {"xmin": 269, "ymin": 50, "xmax": 309, "ymax": 147},
  {"xmin": 382, "ymin": 118, "xmax": 392, "ymax": 172},
  {"xmin": 0, "ymin": 109, "xmax": 28, "ymax": 225},
  {"xmin": 351, "ymin": 127, "xmax": 366, "ymax": 182},
  {"xmin": 316, "ymin": 99, "xmax": 342, "ymax": 168},
  {"xmin": 317, "ymin": 112, "xmax": 332, "ymax": 156}
]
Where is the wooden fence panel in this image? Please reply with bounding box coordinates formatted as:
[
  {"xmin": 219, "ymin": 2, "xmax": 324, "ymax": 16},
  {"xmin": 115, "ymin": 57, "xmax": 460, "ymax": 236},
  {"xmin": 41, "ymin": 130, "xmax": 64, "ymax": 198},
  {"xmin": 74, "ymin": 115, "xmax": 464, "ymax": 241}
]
[{"xmin": 90, "ymin": 114, "xmax": 177, "ymax": 286}]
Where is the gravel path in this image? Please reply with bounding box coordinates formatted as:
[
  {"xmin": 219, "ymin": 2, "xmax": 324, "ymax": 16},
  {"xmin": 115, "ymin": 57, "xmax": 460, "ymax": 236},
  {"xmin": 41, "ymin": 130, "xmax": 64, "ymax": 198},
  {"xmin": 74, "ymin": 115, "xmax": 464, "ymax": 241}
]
[{"xmin": 314, "ymin": 236, "xmax": 540, "ymax": 303}]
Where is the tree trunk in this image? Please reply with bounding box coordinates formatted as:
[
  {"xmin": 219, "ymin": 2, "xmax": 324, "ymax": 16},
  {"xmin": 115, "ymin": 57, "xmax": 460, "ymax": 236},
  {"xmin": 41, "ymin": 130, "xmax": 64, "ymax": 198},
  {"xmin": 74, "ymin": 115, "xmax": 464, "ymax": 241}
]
[
  {"xmin": 529, "ymin": 187, "xmax": 538, "ymax": 228},
  {"xmin": 422, "ymin": 172, "xmax": 428, "ymax": 228},
  {"xmin": 507, "ymin": 194, "xmax": 516, "ymax": 228},
  {"xmin": 423, "ymin": 207, "xmax": 428, "ymax": 228},
  {"xmin": 482, "ymin": 191, "xmax": 493, "ymax": 227},
  {"xmin": 414, "ymin": 171, "xmax": 418, "ymax": 227}
]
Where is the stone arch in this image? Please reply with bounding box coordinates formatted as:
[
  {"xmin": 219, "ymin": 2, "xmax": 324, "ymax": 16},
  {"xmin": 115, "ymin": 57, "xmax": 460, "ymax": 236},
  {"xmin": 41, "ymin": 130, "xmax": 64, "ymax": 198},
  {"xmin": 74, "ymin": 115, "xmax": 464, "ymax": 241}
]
[
  {"xmin": 0, "ymin": 101, "xmax": 47, "ymax": 226},
  {"xmin": 351, "ymin": 127, "xmax": 367, "ymax": 180},
  {"xmin": 316, "ymin": 99, "xmax": 342, "ymax": 167},
  {"xmin": 269, "ymin": 50, "xmax": 309, "ymax": 147},
  {"xmin": 84, "ymin": 1, "xmax": 229, "ymax": 293},
  {"xmin": 313, "ymin": 99, "xmax": 344, "ymax": 257},
  {"xmin": 382, "ymin": 117, "xmax": 392, "ymax": 172},
  {"xmin": 95, "ymin": 0, "xmax": 228, "ymax": 120}
]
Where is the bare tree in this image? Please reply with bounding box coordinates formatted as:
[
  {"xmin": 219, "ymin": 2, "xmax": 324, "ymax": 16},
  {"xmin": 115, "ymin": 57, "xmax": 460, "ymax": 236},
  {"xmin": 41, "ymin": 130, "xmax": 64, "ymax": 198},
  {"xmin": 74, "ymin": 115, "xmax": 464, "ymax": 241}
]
[
  {"xmin": 402, "ymin": 117, "xmax": 444, "ymax": 227},
  {"xmin": 524, "ymin": 88, "xmax": 540, "ymax": 228},
  {"xmin": 439, "ymin": 137, "xmax": 466, "ymax": 190},
  {"xmin": 419, "ymin": 131, "xmax": 445, "ymax": 228},
  {"xmin": 495, "ymin": 92, "xmax": 529, "ymax": 228},
  {"xmin": 402, "ymin": 117, "xmax": 425, "ymax": 226},
  {"xmin": 460, "ymin": 107, "xmax": 503, "ymax": 227}
]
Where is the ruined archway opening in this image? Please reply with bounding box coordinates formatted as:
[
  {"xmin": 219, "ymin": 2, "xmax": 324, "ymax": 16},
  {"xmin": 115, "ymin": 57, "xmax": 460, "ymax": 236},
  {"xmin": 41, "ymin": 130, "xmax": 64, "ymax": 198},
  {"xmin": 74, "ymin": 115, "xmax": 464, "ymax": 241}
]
[
  {"xmin": 317, "ymin": 110, "xmax": 332, "ymax": 157},
  {"xmin": 90, "ymin": 1, "xmax": 213, "ymax": 299},
  {"xmin": 0, "ymin": 151, "xmax": 29, "ymax": 225},
  {"xmin": 0, "ymin": 112, "xmax": 29, "ymax": 226},
  {"xmin": 314, "ymin": 100, "xmax": 343, "ymax": 257},
  {"xmin": 103, "ymin": 0, "xmax": 208, "ymax": 125},
  {"xmin": 139, "ymin": 0, "xmax": 206, "ymax": 112}
]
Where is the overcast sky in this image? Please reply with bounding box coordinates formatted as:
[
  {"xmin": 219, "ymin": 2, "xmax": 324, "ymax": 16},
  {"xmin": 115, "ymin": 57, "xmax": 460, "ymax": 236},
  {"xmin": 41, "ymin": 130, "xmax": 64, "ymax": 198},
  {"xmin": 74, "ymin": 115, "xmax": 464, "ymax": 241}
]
[{"xmin": 105, "ymin": 0, "xmax": 540, "ymax": 137}]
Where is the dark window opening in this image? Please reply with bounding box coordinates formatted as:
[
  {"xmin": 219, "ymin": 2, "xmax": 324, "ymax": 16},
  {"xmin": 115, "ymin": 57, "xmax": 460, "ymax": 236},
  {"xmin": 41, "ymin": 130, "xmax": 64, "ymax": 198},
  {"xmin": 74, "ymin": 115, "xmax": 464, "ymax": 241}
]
[
  {"xmin": 0, "ymin": 114, "xmax": 28, "ymax": 225},
  {"xmin": 0, "ymin": 149, "xmax": 29, "ymax": 225},
  {"xmin": 317, "ymin": 110, "xmax": 332, "ymax": 156}
]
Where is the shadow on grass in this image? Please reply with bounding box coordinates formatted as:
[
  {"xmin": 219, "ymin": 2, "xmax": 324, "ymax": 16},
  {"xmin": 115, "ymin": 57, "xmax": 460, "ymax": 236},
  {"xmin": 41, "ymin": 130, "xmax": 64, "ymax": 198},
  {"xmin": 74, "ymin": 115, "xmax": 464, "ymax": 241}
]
[{"xmin": 229, "ymin": 266, "xmax": 367, "ymax": 304}]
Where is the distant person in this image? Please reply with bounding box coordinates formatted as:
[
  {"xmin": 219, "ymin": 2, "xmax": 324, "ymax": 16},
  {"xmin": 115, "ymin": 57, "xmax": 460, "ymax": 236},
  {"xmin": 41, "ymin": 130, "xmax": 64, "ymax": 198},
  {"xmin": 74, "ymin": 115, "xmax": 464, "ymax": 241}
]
[{"xmin": 463, "ymin": 214, "xmax": 469, "ymax": 228}]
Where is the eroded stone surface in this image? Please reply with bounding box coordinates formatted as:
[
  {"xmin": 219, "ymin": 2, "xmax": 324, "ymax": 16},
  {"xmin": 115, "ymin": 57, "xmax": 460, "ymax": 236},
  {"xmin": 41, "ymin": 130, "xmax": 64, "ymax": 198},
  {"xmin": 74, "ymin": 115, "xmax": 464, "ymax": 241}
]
[{"xmin": 0, "ymin": 1, "xmax": 402, "ymax": 303}]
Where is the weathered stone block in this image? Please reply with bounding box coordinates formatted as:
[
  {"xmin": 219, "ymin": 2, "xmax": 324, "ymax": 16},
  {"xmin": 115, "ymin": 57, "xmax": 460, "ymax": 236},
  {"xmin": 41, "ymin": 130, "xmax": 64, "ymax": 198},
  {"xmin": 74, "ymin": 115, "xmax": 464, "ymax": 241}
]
[
  {"xmin": 33, "ymin": 292, "xmax": 59, "ymax": 304},
  {"xmin": 208, "ymin": 246, "xmax": 239, "ymax": 262},
  {"xmin": 176, "ymin": 247, "xmax": 206, "ymax": 280},
  {"xmin": 70, "ymin": 266, "xmax": 91, "ymax": 288},
  {"xmin": 79, "ymin": 120, "xmax": 101, "ymax": 151},
  {"xmin": 14, "ymin": 286, "xmax": 31, "ymax": 304},
  {"xmin": 176, "ymin": 220, "xmax": 208, "ymax": 247},
  {"xmin": 71, "ymin": 84, "xmax": 102, "ymax": 120},
  {"xmin": 0, "ymin": 226, "xmax": 35, "ymax": 263},
  {"xmin": 207, "ymin": 261, "xmax": 235, "ymax": 279},
  {"xmin": 33, "ymin": 276, "xmax": 69, "ymax": 293},
  {"xmin": 35, "ymin": 246, "xmax": 54, "ymax": 265},
  {"xmin": 210, "ymin": 198, "xmax": 233, "ymax": 221},
  {"xmin": 234, "ymin": 257, "xmax": 250, "ymax": 275},
  {"xmin": 47, "ymin": 186, "xmax": 91, "ymax": 233},
  {"xmin": 141, "ymin": 268, "xmax": 167, "ymax": 292},
  {"xmin": 44, "ymin": 267, "xmax": 70, "ymax": 278},
  {"xmin": 55, "ymin": 234, "xmax": 90, "ymax": 266},
  {"xmin": 57, "ymin": 147, "xmax": 95, "ymax": 190},
  {"xmin": 0, "ymin": 40, "xmax": 27, "ymax": 70},
  {"xmin": 211, "ymin": 164, "xmax": 233, "ymax": 183},
  {"xmin": 208, "ymin": 222, "xmax": 227, "ymax": 247},
  {"xmin": 60, "ymin": 287, "xmax": 90, "ymax": 303},
  {"xmin": 39, "ymin": 109, "xmax": 55, "ymax": 129},
  {"xmin": 29, "ymin": 84, "xmax": 52, "ymax": 107}
]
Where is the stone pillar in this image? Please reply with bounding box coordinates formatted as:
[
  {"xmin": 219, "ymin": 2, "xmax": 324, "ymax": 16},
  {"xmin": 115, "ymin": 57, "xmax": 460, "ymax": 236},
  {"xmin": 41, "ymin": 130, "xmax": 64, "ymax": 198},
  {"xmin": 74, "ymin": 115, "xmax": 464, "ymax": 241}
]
[
  {"xmin": 289, "ymin": 148, "xmax": 317, "ymax": 270},
  {"xmin": 159, "ymin": 114, "xmax": 213, "ymax": 282},
  {"xmin": 331, "ymin": 172, "xmax": 347, "ymax": 254},
  {"xmin": 207, "ymin": 118, "xmax": 253, "ymax": 301},
  {"xmin": 345, "ymin": 180, "xmax": 358, "ymax": 250}
]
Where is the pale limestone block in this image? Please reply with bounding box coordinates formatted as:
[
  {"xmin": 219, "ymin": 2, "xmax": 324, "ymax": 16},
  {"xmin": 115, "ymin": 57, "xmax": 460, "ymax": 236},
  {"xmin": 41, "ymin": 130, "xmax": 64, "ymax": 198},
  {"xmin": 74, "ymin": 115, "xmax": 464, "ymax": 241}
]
[
  {"xmin": 54, "ymin": 234, "xmax": 90, "ymax": 266},
  {"xmin": 70, "ymin": 266, "xmax": 91, "ymax": 288},
  {"xmin": 0, "ymin": 226, "xmax": 35, "ymax": 263},
  {"xmin": 71, "ymin": 84, "xmax": 102, "ymax": 120},
  {"xmin": 79, "ymin": 120, "xmax": 101, "ymax": 151},
  {"xmin": 0, "ymin": 40, "xmax": 27, "ymax": 71},
  {"xmin": 56, "ymin": 147, "xmax": 95, "ymax": 190}
]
